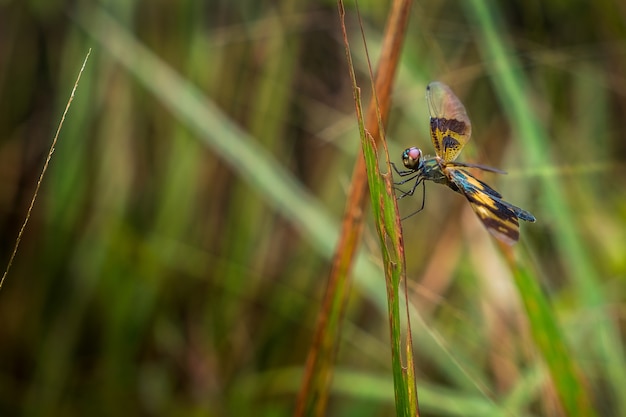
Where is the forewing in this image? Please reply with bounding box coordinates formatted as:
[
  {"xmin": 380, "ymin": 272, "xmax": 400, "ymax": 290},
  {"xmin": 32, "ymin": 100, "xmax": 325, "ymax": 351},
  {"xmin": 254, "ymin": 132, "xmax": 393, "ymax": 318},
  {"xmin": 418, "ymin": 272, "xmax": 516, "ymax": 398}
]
[
  {"xmin": 427, "ymin": 82, "xmax": 472, "ymax": 163},
  {"xmin": 446, "ymin": 168, "xmax": 521, "ymax": 245}
]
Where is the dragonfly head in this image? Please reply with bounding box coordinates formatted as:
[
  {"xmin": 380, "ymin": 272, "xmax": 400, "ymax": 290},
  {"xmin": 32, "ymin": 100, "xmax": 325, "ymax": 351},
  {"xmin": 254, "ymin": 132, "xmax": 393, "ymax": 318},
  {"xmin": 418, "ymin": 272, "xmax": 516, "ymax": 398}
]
[{"xmin": 401, "ymin": 147, "xmax": 423, "ymax": 171}]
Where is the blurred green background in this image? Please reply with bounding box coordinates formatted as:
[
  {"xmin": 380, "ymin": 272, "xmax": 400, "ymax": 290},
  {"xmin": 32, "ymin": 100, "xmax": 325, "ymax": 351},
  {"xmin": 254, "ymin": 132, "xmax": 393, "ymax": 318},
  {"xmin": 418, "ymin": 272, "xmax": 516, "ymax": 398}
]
[{"xmin": 0, "ymin": 0, "xmax": 625, "ymax": 416}]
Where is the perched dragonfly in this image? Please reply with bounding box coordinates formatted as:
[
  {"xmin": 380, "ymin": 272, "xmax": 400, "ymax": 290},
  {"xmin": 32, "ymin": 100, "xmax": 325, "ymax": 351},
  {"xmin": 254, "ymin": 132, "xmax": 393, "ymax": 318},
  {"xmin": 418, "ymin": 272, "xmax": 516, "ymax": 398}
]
[{"xmin": 393, "ymin": 81, "xmax": 536, "ymax": 245}]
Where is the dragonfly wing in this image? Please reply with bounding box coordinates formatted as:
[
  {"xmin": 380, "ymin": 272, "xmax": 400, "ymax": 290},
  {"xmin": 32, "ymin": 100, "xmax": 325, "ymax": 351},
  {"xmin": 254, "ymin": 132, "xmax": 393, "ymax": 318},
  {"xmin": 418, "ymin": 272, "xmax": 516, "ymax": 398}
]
[
  {"xmin": 447, "ymin": 160, "xmax": 507, "ymax": 175},
  {"xmin": 427, "ymin": 82, "xmax": 472, "ymax": 163},
  {"xmin": 447, "ymin": 168, "xmax": 526, "ymax": 245}
]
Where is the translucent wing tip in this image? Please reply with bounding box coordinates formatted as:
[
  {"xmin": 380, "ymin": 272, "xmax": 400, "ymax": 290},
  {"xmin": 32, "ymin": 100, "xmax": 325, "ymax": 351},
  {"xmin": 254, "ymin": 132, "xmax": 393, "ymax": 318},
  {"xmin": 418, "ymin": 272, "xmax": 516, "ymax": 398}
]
[{"xmin": 488, "ymin": 227, "xmax": 518, "ymax": 245}]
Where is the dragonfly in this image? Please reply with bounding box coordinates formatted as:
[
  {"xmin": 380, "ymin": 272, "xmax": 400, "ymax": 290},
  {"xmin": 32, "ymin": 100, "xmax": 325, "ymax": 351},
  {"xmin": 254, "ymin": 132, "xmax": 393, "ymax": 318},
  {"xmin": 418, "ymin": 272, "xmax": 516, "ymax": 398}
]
[{"xmin": 392, "ymin": 81, "xmax": 536, "ymax": 245}]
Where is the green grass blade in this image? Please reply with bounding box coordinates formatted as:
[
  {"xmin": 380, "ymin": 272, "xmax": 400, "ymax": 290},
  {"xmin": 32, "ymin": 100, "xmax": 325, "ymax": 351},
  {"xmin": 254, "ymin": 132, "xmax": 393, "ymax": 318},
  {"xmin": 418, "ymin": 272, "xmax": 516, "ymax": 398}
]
[
  {"xmin": 362, "ymin": 126, "xmax": 418, "ymax": 417},
  {"xmin": 336, "ymin": 2, "xmax": 418, "ymax": 414},
  {"xmin": 511, "ymin": 257, "xmax": 594, "ymax": 415}
]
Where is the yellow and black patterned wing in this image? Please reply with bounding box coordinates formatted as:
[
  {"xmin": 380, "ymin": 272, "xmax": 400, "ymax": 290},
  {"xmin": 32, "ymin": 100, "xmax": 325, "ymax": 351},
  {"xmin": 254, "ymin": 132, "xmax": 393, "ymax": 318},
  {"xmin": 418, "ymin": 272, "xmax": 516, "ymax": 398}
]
[
  {"xmin": 446, "ymin": 167, "xmax": 535, "ymax": 245},
  {"xmin": 426, "ymin": 82, "xmax": 472, "ymax": 163}
]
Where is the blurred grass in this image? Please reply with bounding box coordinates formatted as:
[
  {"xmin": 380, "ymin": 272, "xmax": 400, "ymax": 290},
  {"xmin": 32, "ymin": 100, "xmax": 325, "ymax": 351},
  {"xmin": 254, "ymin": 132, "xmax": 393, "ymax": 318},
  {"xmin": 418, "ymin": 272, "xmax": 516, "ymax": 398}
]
[
  {"xmin": 466, "ymin": 1, "xmax": 624, "ymax": 415},
  {"xmin": 0, "ymin": 1, "xmax": 625, "ymax": 416}
]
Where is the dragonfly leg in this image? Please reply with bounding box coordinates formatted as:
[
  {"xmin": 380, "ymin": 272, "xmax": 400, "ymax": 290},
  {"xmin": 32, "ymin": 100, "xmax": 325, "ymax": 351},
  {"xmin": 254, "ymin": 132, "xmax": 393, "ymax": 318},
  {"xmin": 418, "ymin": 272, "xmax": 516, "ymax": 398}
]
[
  {"xmin": 401, "ymin": 181, "xmax": 426, "ymax": 220},
  {"xmin": 390, "ymin": 162, "xmax": 415, "ymax": 177},
  {"xmin": 391, "ymin": 162, "xmax": 422, "ymax": 192},
  {"xmin": 394, "ymin": 173, "xmax": 421, "ymax": 187},
  {"xmin": 397, "ymin": 176, "xmax": 423, "ymax": 199}
]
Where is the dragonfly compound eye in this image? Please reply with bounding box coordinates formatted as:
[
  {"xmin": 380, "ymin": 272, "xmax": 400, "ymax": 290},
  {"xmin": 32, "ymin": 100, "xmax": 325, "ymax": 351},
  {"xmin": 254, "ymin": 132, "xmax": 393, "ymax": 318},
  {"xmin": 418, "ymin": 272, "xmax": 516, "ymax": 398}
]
[{"xmin": 402, "ymin": 147, "xmax": 422, "ymax": 169}]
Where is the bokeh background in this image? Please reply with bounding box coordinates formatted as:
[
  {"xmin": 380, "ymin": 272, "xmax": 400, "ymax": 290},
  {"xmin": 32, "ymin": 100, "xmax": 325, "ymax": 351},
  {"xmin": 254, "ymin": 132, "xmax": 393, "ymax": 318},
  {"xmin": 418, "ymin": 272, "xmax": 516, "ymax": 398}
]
[{"xmin": 1, "ymin": 1, "xmax": 625, "ymax": 416}]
